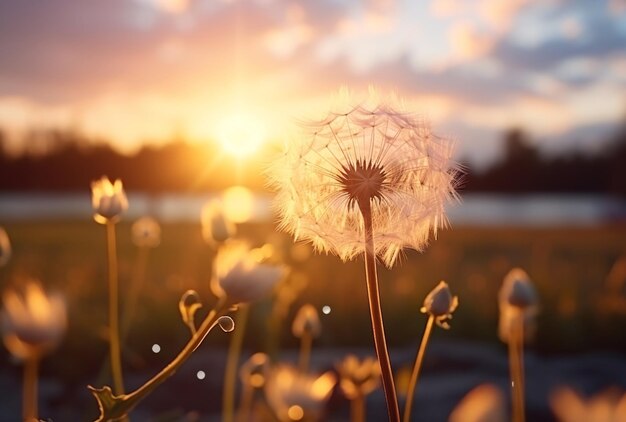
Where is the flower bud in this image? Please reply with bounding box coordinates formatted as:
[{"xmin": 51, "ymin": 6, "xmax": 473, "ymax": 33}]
[
  {"xmin": 292, "ymin": 304, "xmax": 321, "ymax": 339},
  {"xmin": 500, "ymin": 268, "xmax": 537, "ymax": 309},
  {"xmin": 240, "ymin": 352, "xmax": 270, "ymax": 389},
  {"xmin": 211, "ymin": 241, "xmax": 285, "ymax": 305},
  {"xmin": 91, "ymin": 176, "xmax": 128, "ymax": 224},
  {"xmin": 420, "ymin": 281, "xmax": 459, "ymax": 329},
  {"xmin": 336, "ymin": 355, "xmax": 381, "ymax": 400},
  {"xmin": 0, "ymin": 227, "xmax": 11, "ymax": 267},
  {"xmin": 201, "ymin": 200, "xmax": 236, "ymax": 246},
  {"xmin": 498, "ymin": 268, "xmax": 538, "ymax": 343},
  {"xmin": 131, "ymin": 216, "xmax": 161, "ymax": 248},
  {"xmin": 2, "ymin": 280, "xmax": 67, "ymax": 360}
]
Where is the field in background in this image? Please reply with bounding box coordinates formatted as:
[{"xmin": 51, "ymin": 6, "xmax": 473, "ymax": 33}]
[{"xmin": 1, "ymin": 220, "xmax": 625, "ymax": 419}]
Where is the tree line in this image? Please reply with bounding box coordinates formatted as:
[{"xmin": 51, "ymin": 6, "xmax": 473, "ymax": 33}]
[{"xmin": 1, "ymin": 124, "xmax": 625, "ymax": 196}]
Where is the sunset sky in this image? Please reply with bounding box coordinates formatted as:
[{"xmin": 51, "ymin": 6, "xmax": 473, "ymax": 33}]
[{"xmin": 0, "ymin": 0, "xmax": 625, "ymax": 166}]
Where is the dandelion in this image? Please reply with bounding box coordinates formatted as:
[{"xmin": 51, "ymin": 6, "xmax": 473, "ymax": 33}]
[
  {"xmin": 91, "ymin": 176, "xmax": 127, "ymax": 396},
  {"xmin": 269, "ymin": 94, "xmax": 459, "ymax": 421},
  {"xmin": 499, "ymin": 268, "xmax": 538, "ymax": 422},
  {"xmin": 449, "ymin": 384, "xmax": 507, "ymax": 422},
  {"xmin": 265, "ymin": 364, "xmax": 336, "ymax": 422},
  {"xmin": 211, "ymin": 241, "xmax": 286, "ymax": 306},
  {"xmin": 550, "ymin": 387, "xmax": 626, "ymax": 422},
  {"xmin": 202, "ymin": 199, "xmax": 236, "ymax": 247},
  {"xmin": 404, "ymin": 281, "xmax": 458, "ymax": 422},
  {"xmin": 131, "ymin": 216, "xmax": 161, "ymax": 248},
  {"xmin": 2, "ymin": 280, "xmax": 67, "ymax": 421},
  {"xmin": 122, "ymin": 216, "xmax": 162, "ymax": 343},
  {"xmin": 292, "ymin": 304, "xmax": 321, "ymax": 373},
  {"xmin": 337, "ymin": 355, "xmax": 381, "ymax": 422},
  {"xmin": 0, "ymin": 227, "xmax": 10, "ymax": 267}
]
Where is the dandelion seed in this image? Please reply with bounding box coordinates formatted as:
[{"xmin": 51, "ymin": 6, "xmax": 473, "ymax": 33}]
[{"xmin": 268, "ymin": 98, "xmax": 459, "ymax": 267}]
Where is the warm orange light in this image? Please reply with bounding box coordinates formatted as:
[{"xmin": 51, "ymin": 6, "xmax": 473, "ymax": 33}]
[
  {"xmin": 222, "ymin": 186, "xmax": 255, "ymax": 223},
  {"xmin": 217, "ymin": 113, "xmax": 267, "ymax": 157}
]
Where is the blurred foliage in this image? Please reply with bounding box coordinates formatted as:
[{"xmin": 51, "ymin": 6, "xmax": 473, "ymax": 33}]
[{"xmin": 1, "ymin": 121, "xmax": 626, "ymax": 195}]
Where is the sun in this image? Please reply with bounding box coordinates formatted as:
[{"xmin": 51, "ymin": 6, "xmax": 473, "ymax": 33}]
[{"xmin": 216, "ymin": 113, "xmax": 267, "ymax": 157}]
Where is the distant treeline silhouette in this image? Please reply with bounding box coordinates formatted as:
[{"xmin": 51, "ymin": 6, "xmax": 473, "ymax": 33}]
[{"xmin": 1, "ymin": 124, "xmax": 625, "ymax": 195}]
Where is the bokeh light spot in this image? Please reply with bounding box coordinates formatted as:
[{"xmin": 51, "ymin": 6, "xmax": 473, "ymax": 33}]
[
  {"xmin": 197, "ymin": 370, "xmax": 206, "ymax": 380},
  {"xmin": 287, "ymin": 405, "xmax": 304, "ymax": 421},
  {"xmin": 322, "ymin": 305, "xmax": 331, "ymax": 315},
  {"xmin": 222, "ymin": 186, "xmax": 254, "ymax": 223},
  {"xmin": 152, "ymin": 344, "xmax": 161, "ymax": 353}
]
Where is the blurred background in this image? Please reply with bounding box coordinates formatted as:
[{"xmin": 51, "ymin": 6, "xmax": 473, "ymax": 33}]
[{"xmin": 0, "ymin": 0, "xmax": 625, "ymax": 421}]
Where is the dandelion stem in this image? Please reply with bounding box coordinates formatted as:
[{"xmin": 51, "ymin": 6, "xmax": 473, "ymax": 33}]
[
  {"xmin": 508, "ymin": 313, "xmax": 525, "ymax": 422},
  {"xmin": 403, "ymin": 314, "xmax": 434, "ymax": 422},
  {"xmin": 237, "ymin": 384, "xmax": 254, "ymax": 422},
  {"xmin": 99, "ymin": 299, "xmax": 228, "ymax": 420},
  {"xmin": 223, "ymin": 305, "xmax": 249, "ymax": 422},
  {"xmin": 106, "ymin": 221, "xmax": 125, "ymax": 396},
  {"xmin": 23, "ymin": 356, "xmax": 39, "ymax": 421},
  {"xmin": 298, "ymin": 331, "xmax": 313, "ymax": 374},
  {"xmin": 121, "ymin": 245, "xmax": 150, "ymax": 342},
  {"xmin": 351, "ymin": 393, "xmax": 366, "ymax": 422},
  {"xmin": 359, "ymin": 199, "xmax": 401, "ymax": 422}
]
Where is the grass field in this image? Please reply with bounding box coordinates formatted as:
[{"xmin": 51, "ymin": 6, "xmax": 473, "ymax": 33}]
[{"xmin": 1, "ymin": 220, "xmax": 625, "ymax": 420}]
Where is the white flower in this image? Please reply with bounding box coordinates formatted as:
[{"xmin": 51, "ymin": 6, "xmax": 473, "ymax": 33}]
[
  {"xmin": 550, "ymin": 388, "xmax": 626, "ymax": 422},
  {"xmin": 449, "ymin": 384, "xmax": 507, "ymax": 422},
  {"xmin": 210, "ymin": 241, "xmax": 285, "ymax": 305},
  {"xmin": 336, "ymin": 354, "xmax": 381, "ymax": 400},
  {"xmin": 498, "ymin": 268, "xmax": 538, "ymax": 343},
  {"xmin": 0, "ymin": 227, "xmax": 11, "ymax": 267},
  {"xmin": 91, "ymin": 176, "xmax": 128, "ymax": 224},
  {"xmin": 292, "ymin": 304, "xmax": 321, "ymax": 339},
  {"xmin": 2, "ymin": 280, "xmax": 67, "ymax": 360},
  {"xmin": 131, "ymin": 216, "xmax": 161, "ymax": 248},
  {"xmin": 268, "ymin": 95, "xmax": 459, "ymax": 267},
  {"xmin": 201, "ymin": 199, "xmax": 236, "ymax": 246},
  {"xmin": 420, "ymin": 280, "xmax": 459, "ymax": 329},
  {"xmin": 265, "ymin": 364, "xmax": 336, "ymax": 422}
]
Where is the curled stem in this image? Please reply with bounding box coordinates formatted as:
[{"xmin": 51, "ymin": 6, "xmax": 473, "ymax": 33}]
[
  {"xmin": 359, "ymin": 199, "xmax": 401, "ymax": 422},
  {"xmin": 23, "ymin": 356, "xmax": 39, "ymax": 422},
  {"xmin": 89, "ymin": 298, "xmax": 228, "ymax": 422},
  {"xmin": 403, "ymin": 315, "xmax": 435, "ymax": 422},
  {"xmin": 106, "ymin": 221, "xmax": 125, "ymax": 396},
  {"xmin": 298, "ymin": 331, "xmax": 313, "ymax": 374},
  {"xmin": 223, "ymin": 305, "xmax": 249, "ymax": 422}
]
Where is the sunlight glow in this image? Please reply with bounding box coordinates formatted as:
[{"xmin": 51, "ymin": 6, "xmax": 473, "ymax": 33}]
[
  {"xmin": 216, "ymin": 113, "xmax": 268, "ymax": 157},
  {"xmin": 222, "ymin": 186, "xmax": 254, "ymax": 223}
]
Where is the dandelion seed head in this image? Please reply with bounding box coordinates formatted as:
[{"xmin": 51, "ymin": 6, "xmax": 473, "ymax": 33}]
[
  {"xmin": 268, "ymin": 96, "xmax": 459, "ymax": 267},
  {"xmin": 91, "ymin": 176, "xmax": 128, "ymax": 224}
]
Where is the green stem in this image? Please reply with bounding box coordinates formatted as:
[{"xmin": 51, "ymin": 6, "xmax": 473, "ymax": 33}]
[
  {"xmin": 223, "ymin": 305, "xmax": 249, "ymax": 422},
  {"xmin": 359, "ymin": 199, "xmax": 401, "ymax": 422},
  {"xmin": 298, "ymin": 331, "xmax": 313, "ymax": 374},
  {"xmin": 23, "ymin": 356, "xmax": 39, "ymax": 421},
  {"xmin": 403, "ymin": 315, "xmax": 434, "ymax": 422},
  {"xmin": 351, "ymin": 393, "xmax": 365, "ymax": 422},
  {"xmin": 106, "ymin": 221, "xmax": 125, "ymax": 396}
]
